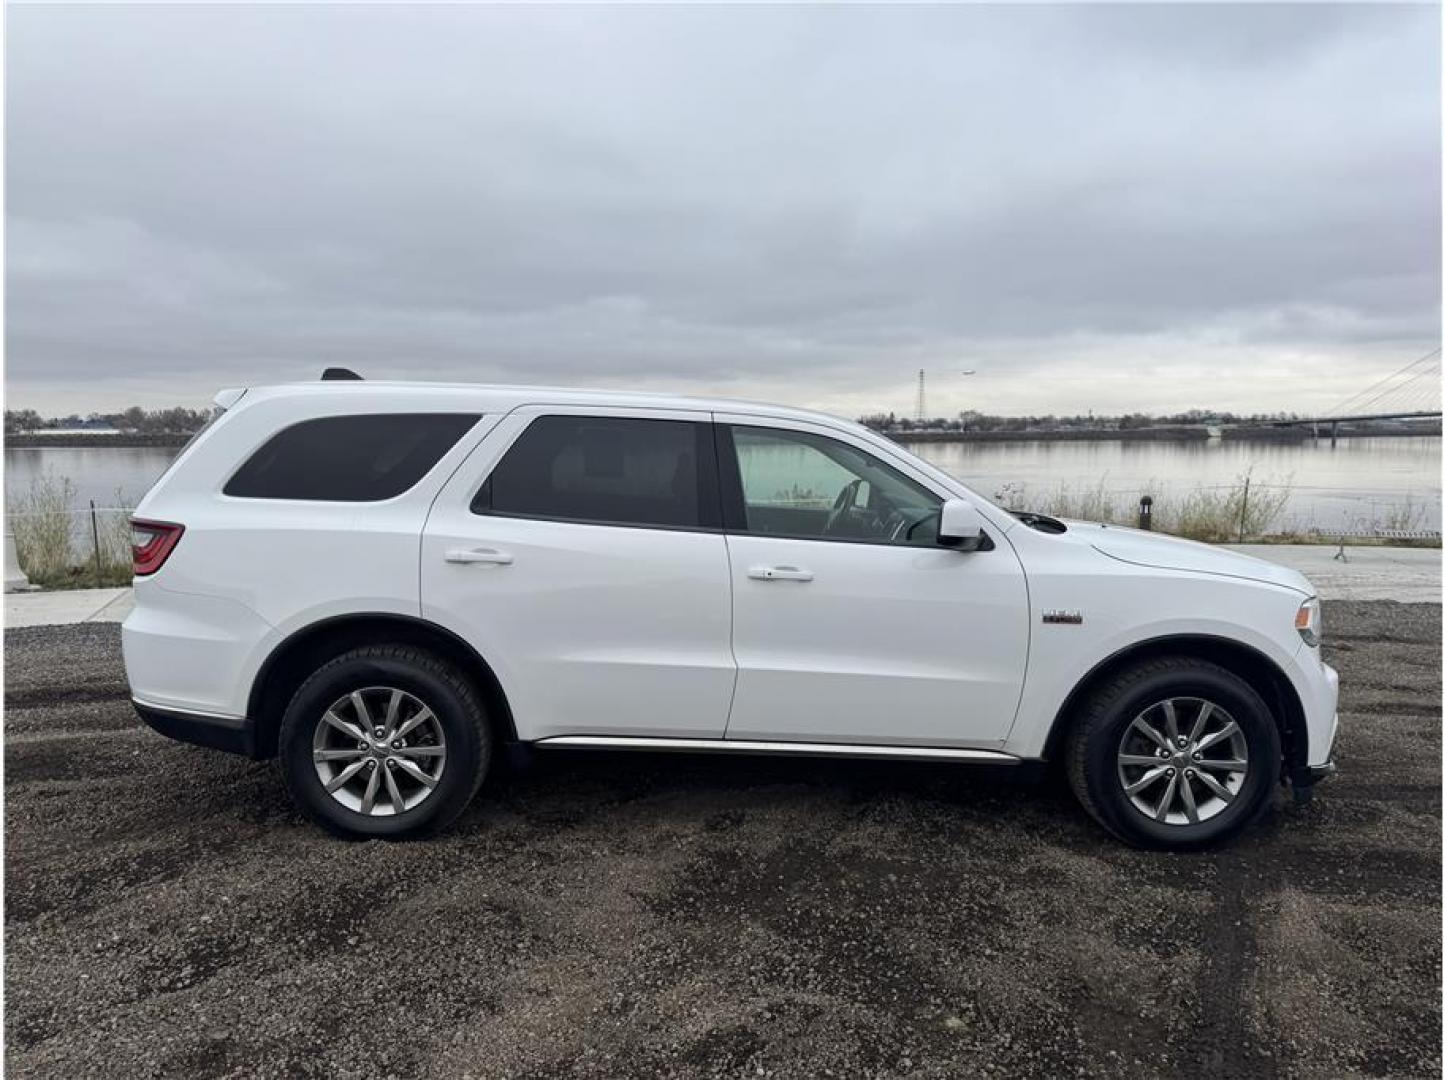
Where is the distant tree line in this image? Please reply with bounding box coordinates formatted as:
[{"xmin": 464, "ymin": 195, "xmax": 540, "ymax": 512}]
[
  {"xmin": 858, "ymin": 408, "xmax": 1306, "ymax": 433},
  {"xmin": 4, "ymin": 406, "xmax": 211, "ymax": 436},
  {"xmin": 5, "ymin": 404, "xmax": 1318, "ymax": 438}
]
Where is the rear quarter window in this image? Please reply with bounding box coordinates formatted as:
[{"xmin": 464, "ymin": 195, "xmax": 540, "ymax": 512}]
[{"xmin": 224, "ymin": 413, "xmax": 481, "ymax": 501}]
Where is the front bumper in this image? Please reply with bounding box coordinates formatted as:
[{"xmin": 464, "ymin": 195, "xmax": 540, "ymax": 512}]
[
  {"xmin": 133, "ymin": 698, "xmax": 257, "ymax": 758},
  {"xmin": 1289, "ymin": 720, "xmax": 1337, "ymax": 804}
]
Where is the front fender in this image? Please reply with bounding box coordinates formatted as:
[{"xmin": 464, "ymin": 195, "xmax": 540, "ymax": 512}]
[{"xmin": 1004, "ymin": 570, "xmax": 1310, "ymax": 759}]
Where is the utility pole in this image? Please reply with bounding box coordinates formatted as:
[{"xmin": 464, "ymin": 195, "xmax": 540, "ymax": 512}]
[{"xmin": 916, "ymin": 367, "xmax": 976, "ymax": 425}]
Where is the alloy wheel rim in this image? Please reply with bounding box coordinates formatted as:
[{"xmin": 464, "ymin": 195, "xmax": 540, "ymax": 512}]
[
  {"xmin": 1115, "ymin": 696, "xmax": 1248, "ymax": 826},
  {"xmin": 312, "ymin": 687, "xmax": 447, "ymax": 816}
]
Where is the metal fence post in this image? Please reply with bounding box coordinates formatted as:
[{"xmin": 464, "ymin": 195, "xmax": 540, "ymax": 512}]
[
  {"xmin": 90, "ymin": 499, "xmax": 103, "ymax": 584},
  {"xmin": 1237, "ymin": 477, "xmax": 1250, "ymax": 542},
  {"xmin": 1138, "ymin": 495, "xmax": 1153, "ymax": 531}
]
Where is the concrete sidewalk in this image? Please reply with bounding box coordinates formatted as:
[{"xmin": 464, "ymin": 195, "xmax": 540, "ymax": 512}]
[
  {"xmin": 1225, "ymin": 543, "xmax": 1440, "ymax": 603},
  {"xmin": 3, "ymin": 545, "xmax": 1438, "ymax": 629},
  {"xmin": 4, "ymin": 587, "xmax": 134, "ymax": 629}
]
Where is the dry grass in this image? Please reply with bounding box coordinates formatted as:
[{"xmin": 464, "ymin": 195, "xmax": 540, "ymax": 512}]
[
  {"xmin": 96, "ymin": 487, "xmax": 136, "ymax": 573},
  {"xmin": 993, "ymin": 472, "xmax": 1295, "ymax": 543},
  {"xmin": 1379, "ymin": 495, "xmax": 1430, "ymax": 533},
  {"xmin": 8, "ymin": 476, "xmax": 134, "ymax": 588},
  {"xmin": 1155, "ymin": 475, "xmax": 1291, "ymax": 543},
  {"xmin": 9, "ymin": 473, "xmax": 78, "ymax": 584}
]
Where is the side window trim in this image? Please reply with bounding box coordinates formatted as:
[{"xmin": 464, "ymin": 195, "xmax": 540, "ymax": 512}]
[
  {"xmin": 713, "ymin": 422, "xmax": 748, "ymax": 532},
  {"xmin": 469, "ymin": 413, "xmax": 726, "ymax": 534}
]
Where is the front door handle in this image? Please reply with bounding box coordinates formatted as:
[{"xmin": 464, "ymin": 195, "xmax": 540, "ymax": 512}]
[
  {"xmin": 445, "ymin": 547, "xmax": 514, "ymax": 565},
  {"xmin": 748, "ymin": 565, "xmax": 813, "ymax": 582}
]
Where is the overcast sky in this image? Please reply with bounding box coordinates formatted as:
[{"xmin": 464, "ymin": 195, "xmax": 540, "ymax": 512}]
[{"xmin": 6, "ymin": 3, "xmax": 1440, "ymax": 418}]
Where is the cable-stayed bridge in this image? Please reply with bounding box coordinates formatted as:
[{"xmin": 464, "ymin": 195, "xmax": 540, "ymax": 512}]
[{"xmin": 1268, "ymin": 348, "xmax": 1441, "ymax": 433}]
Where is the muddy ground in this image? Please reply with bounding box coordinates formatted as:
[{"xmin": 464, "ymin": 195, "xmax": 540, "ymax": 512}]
[{"xmin": 4, "ymin": 601, "xmax": 1440, "ymax": 1078}]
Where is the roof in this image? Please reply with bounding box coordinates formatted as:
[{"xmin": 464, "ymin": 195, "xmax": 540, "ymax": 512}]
[{"xmin": 234, "ymin": 379, "xmax": 866, "ymax": 433}]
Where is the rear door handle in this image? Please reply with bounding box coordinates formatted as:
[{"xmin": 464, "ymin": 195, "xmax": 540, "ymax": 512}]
[
  {"xmin": 445, "ymin": 547, "xmax": 514, "ymax": 565},
  {"xmin": 748, "ymin": 565, "xmax": 813, "ymax": 582}
]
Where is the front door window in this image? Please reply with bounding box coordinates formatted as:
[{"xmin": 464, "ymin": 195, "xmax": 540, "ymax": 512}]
[{"xmin": 729, "ymin": 425, "xmax": 942, "ymax": 545}]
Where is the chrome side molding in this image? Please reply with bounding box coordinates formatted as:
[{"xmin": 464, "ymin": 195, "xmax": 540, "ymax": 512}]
[{"xmin": 531, "ymin": 735, "xmax": 1019, "ymax": 764}]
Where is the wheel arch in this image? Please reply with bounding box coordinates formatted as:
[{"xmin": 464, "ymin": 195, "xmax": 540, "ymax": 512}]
[
  {"xmin": 247, "ymin": 613, "xmax": 517, "ymax": 758},
  {"xmin": 1041, "ymin": 634, "xmax": 1308, "ymax": 778}
]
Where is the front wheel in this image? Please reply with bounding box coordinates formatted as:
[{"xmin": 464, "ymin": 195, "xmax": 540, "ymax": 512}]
[
  {"xmin": 278, "ymin": 645, "xmax": 491, "ymax": 839},
  {"xmin": 1065, "ymin": 657, "xmax": 1281, "ymax": 849}
]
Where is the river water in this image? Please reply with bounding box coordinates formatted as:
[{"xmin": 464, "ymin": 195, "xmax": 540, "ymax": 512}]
[{"xmin": 5, "ymin": 436, "xmax": 1440, "ymax": 533}]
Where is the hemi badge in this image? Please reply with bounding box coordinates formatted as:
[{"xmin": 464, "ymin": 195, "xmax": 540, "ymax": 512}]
[{"xmin": 1042, "ymin": 609, "xmax": 1083, "ymax": 625}]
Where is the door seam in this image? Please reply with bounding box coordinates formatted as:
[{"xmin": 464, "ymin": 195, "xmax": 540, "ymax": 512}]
[{"xmin": 720, "ymin": 524, "xmax": 742, "ymax": 737}]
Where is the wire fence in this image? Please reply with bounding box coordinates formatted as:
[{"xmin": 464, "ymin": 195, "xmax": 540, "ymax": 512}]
[
  {"xmin": 5, "ymin": 502, "xmax": 136, "ymax": 588},
  {"xmin": 4, "ymin": 505, "xmax": 134, "ymax": 519}
]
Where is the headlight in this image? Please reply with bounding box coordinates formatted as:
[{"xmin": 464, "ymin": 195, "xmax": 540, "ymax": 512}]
[{"xmin": 1295, "ymin": 597, "xmax": 1322, "ymax": 647}]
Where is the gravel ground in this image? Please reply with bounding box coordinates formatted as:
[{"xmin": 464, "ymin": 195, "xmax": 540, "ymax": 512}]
[{"xmin": 5, "ymin": 602, "xmax": 1440, "ymax": 1079}]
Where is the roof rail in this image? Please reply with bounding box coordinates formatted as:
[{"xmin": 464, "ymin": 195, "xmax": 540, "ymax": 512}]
[{"xmin": 321, "ymin": 367, "xmax": 363, "ymax": 381}]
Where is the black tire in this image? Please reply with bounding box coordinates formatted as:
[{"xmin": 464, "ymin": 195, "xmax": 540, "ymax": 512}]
[
  {"xmin": 1064, "ymin": 656, "xmax": 1280, "ymax": 850},
  {"xmin": 278, "ymin": 645, "xmax": 491, "ymax": 839}
]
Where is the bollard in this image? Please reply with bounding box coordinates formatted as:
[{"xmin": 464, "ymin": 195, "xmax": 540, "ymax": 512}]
[
  {"xmin": 4, "ymin": 528, "xmax": 34, "ymax": 592},
  {"xmin": 1138, "ymin": 495, "xmax": 1153, "ymax": 531}
]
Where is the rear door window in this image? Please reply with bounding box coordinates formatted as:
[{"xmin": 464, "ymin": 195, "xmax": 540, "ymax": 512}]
[
  {"xmin": 472, "ymin": 414, "xmax": 718, "ymax": 529},
  {"xmin": 224, "ymin": 413, "xmax": 481, "ymax": 501}
]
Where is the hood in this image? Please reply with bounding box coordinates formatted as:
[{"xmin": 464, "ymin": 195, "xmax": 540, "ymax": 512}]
[{"xmin": 1063, "ymin": 521, "xmax": 1314, "ymax": 595}]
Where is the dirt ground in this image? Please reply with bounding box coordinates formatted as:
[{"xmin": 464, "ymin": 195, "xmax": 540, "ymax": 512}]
[{"xmin": 4, "ymin": 601, "xmax": 1440, "ymax": 1078}]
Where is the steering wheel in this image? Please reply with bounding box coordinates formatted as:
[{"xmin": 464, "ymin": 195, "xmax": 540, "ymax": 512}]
[{"xmin": 824, "ymin": 478, "xmax": 864, "ymax": 536}]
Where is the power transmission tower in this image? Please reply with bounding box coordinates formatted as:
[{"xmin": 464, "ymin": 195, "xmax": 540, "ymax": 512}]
[{"xmin": 915, "ymin": 369, "xmax": 927, "ymax": 422}]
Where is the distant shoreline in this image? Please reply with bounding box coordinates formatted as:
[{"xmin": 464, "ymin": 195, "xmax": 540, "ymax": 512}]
[
  {"xmin": 5, "ymin": 423, "xmax": 1439, "ymax": 450},
  {"xmin": 6, "ymin": 433, "xmax": 192, "ymax": 449},
  {"xmin": 889, "ymin": 426, "xmax": 1210, "ymax": 443},
  {"xmin": 886, "ymin": 423, "xmax": 1441, "ymax": 444}
]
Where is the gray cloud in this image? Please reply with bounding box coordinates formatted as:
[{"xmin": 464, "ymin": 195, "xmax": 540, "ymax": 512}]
[{"xmin": 6, "ymin": 3, "xmax": 1440, "ymax": 417}]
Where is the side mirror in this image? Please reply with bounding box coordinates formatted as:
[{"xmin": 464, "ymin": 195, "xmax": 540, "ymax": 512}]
[{"xmin": 938, "ymin": 498, "xmax": 986, "ymax": 551}]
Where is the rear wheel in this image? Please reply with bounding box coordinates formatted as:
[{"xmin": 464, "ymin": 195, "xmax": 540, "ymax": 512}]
[
  {"xmin": 1065, "ymin": 657, "xmax": 1280, "ymax": 849},
  {"xmin": 278, "ymin": 645, "xmax": 490, "ymax": 838}
]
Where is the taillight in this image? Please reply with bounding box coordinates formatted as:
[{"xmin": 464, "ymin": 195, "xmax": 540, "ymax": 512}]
[{"xmin": 131, "ymin": 519, "xmax": 185, "ymax": 576}]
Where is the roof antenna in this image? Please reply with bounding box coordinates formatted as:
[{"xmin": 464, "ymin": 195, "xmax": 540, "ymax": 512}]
[{"xmin": 321, "ymin": 367, "xmax": 363, "ymax": 381}]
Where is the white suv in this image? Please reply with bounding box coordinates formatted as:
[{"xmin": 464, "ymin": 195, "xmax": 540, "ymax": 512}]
[{"xmin": 122, "ymin": 374, "xmax": 1338, "ymax": 847}]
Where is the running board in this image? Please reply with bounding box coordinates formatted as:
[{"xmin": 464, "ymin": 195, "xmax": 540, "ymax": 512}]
[{"xmin": 532, "ymin": 735, "xmax": 1019, "ymax": 764}]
